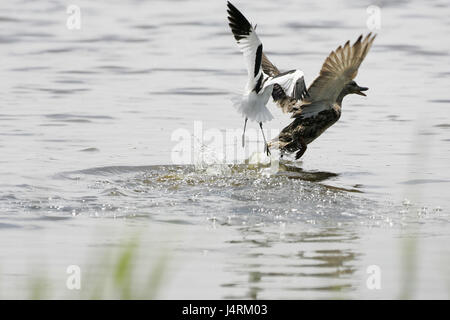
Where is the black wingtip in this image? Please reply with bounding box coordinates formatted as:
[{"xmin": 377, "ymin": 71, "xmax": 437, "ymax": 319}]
[
  {"xmin": 272, "ymin": 84, "xmax": 286, "ymax": 102},
  {"xmin": 227, "ymin": 1, "xmax": 252, "ymax": 41}
]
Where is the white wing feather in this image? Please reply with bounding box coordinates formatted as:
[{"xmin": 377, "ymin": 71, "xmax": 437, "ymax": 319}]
[
  {"xmin": 264, "ymin": 70, "xmax": 306, "ymax": 98},
  {"xmin": 235, "ymin": 30, "xmax": 263, "ymax": 93}
]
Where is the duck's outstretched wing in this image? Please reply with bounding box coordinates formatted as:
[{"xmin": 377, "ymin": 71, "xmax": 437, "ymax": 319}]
[
  {"xmin": 290, "ymin": 33, "xmax": 376, "ymax": 119},
  {"xmin": 306, "ymin": 33, "xmax": 376, "ymax": 104},
  {"xmin": 261, "ymin": 53, "xmax": 280, "ymax": 77},
  {"xmin": 227, "ymin": 2, "xmax": 265, "ymax": 94}
]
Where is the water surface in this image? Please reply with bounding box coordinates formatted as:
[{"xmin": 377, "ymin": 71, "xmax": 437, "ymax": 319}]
[{"xmin": 0, "ymin": 0, "xmax": 449, "ymax": 299}]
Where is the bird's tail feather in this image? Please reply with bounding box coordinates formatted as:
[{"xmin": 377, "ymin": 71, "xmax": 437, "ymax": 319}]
[{"xmin": 231, "ymin": 93, "xmax": 274, "ymax": 123}]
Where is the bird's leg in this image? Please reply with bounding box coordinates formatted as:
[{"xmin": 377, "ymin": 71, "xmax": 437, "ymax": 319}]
[
  {"xmin": 259, "ymin": 122, "xmax": 271, "ymax": 156},
  {"xmin": 242, "ymin": 117, "xmax": 248, "ymax": 148},
  {"xmin": 295, "ymin": 137, "xmax": 307, "ymax": 160}
]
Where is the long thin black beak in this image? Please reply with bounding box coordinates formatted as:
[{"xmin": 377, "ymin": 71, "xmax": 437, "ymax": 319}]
[{"xmin": 356, "ymin": 86, "xmax": 368, "ymax": 96}]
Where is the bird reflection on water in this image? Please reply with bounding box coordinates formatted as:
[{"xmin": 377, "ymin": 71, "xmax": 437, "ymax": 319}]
[{"xmin": 223, "ymin": 226, "xmax": 360, "ymax": 299}]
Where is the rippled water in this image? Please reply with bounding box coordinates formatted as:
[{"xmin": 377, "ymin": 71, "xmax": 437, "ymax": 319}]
[{"xmin": 0, "ymin": 0, "xmax": 449, "ymax": 299}]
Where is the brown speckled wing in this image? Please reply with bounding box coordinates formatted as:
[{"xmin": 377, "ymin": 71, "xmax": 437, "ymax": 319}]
[
  {"xmin": 306, "ymin": 33, "xmax": 376, "ymax": 104},
  {"xmin": 261, "ymin": 53, "xmax": 280, "ymax": 77}
]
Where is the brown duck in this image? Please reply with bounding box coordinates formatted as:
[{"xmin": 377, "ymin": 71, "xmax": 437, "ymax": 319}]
[{"xmin": 265, "ymin": 34, "xmax": 376, "ymax": 159}]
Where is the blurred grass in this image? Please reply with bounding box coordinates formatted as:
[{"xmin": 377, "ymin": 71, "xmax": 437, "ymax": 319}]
[
  {"xmin": 29, "ymin": 277, "xmax": 48, "ymax": 300},
  {"xmin": 0, "ymin": 233, "xmax": 169, "ymax": 300},
  {"xmin": 113, "ymin": 239, "xmax": 137, "ymax": 299},
  {"xmin": 399, "ymin": 236, "xmax": 418, "ymax": 299},
  {"xmin": 86, "ymin": 235, "xmax": 169, "ymax": 300}
]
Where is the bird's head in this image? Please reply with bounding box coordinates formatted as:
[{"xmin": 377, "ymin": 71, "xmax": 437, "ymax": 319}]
[{"xmin": 343, "ymin": 80, "xmax": 368, "ymax": 97}]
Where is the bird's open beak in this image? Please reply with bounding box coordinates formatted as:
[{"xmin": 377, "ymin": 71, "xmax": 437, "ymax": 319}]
[{"xmin": 356, "ymin": 86, "xmax": 368, "ymax": 96}]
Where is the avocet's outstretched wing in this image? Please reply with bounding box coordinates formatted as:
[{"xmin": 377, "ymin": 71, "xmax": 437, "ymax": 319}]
[
  {"xmin": 266, "ymin": 70, "xmax": 309, "ymax": 100},
  {"xmin": 227, "ymin": 2, "xmax": 265, "ymax": 94},
  {"xmin": 261, "ymin": 53, "xmax": 309, "ymax": 113},
  {"xmin": 227, "ymin": 2, "xmax": 308, "ymax": 114}
]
